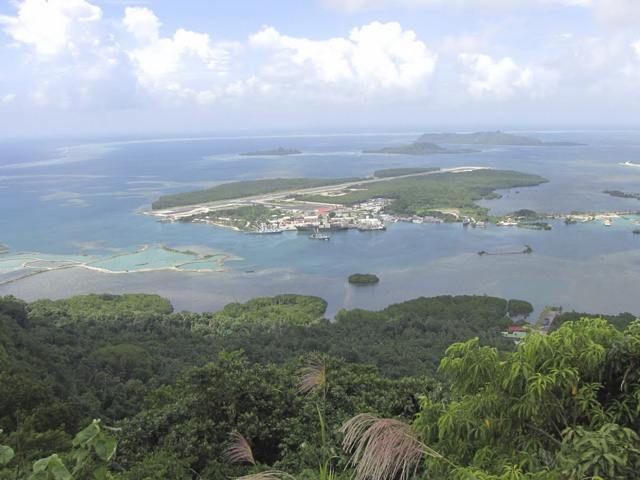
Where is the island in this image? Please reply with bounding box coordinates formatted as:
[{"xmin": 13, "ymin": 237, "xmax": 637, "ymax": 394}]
[
  {"xmin": 240, "ymin": 147, "xmax": 301, "ymax": 156},
  {"xmin": 413, "ymin": 131, "xmax": 585, "ymax": 146},
  {"xmin": 363, "ymin": 131, "xmax": 583, "ymax": 156},
  {"xmin": 348, "ymin": 273, "xmax": 380, "ymax": 285},
  {"xmin": 364, "ymin": 141, "xmax": 479, "ymax": 155},
  {"xmin": 603, "ymin": 190, "xmax": 640, "ymax": 201},
  {"xmin": 478, "ymin": 245, "xmax": 533, "ymax": 256},
  {"xmin": 148, "ymin": 167, "xmax": 550, "ymax": 233}
]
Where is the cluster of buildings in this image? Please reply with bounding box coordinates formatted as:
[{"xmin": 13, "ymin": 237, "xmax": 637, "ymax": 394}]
[{"xmin": 246, "ymin": 199, "xmax": 393, "ymax": 232}]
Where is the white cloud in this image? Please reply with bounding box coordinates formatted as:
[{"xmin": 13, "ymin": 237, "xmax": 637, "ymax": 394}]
[
  {"xmin": 123, "ymin": 7, "xmax": 237, "ymax": 105},
  {"xmin": 519, "ymin": 33, "xmax": 640, "ymax": 114},
  {"xmin": 459, "ymin": 53, "xmax": 556, "ymax": 100},
  {"xmin": 324, "ymin": 0, "xmax": 640, "ymax": 26},
  {"xmin": 121, "ymin": 6, "xmax": 159, "ymax": 43},
  {"xmin": 0, "ymin": 0, "xmax": 637, "ymax": 130},
  {"xmin": 322, "ymin": 0, "xmax": 592, "ymax": 12},
  {"xmin": 0, "ymin": 0, "xmax": 134, "ymax": 108},
  {"xmin": 246, "ymin": 22, "xmax": 436, "ymax": 102},
  {"xmin": 589, "ymin": 0, "xmax": 640, "ymax": 25},
  {"xmin": 0, "ymin": 0, "xmax": 102, "ymax": 57}
]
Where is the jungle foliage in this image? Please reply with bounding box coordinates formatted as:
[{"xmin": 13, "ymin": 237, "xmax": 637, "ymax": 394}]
[
  {"xmin": 408, "ymin": 317, "xmax": 640, "ymax": 478},
  {"xmin": 2, "ymin": 292, "xmax": 638, "ymax": 479}
]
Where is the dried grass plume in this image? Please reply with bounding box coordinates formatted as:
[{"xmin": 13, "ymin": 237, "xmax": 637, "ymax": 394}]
[
  {"xmin": 223, "ymin": 431, "xmax": 255, "ymax": 465},
  {"xmin": 233, "ymin": 471, "xmax": 297, "ymax": 480},
  {"xmin": 299, "ymin": 356, "xmax": 326, "ymax": 394},
  {"xmin": 341, "ymin": 413, "xmax": 441, "ymax": 480}
]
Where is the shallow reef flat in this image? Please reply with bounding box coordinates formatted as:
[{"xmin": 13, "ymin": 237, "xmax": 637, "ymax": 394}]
[{"xmin": 0, "ymin": 244, "xmax": 229, "ymax": 287}]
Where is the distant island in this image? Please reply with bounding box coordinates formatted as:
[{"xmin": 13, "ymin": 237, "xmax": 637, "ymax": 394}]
[
  {"xmin": 603, "ymin": 190, "xmax": 640, "ymax": 201},
  {"xmin": 364, "ymin": 141, "xmax": 479, "ymax": 155},
  {"xmin": 240, "ymin": 147, "xmax": 301, "ymax": 156},
  {"xmin": 348, "ymin": 273, "xmax": 380, "ymax": 285},
  {"xmin": 414, "ymin": 131, "xmax": 585, "ymax": 146}
]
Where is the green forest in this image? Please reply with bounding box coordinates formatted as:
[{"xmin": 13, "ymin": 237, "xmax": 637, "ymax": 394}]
[
  {"xmin": 299, "ymin": 170, "xmax": 548, "ymax": 218},
  {"xmin": 1, "ymin": 293, "xmax": 639, "ymax": 479},
  {"xmin": 151, "ymin": 178, "xmax": 359, "ymax": 210}
]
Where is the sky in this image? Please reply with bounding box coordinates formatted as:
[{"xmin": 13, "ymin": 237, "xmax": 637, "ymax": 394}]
[{"xmin": 1, "ymin": 0, "xmax": 640, "ymax": 137}]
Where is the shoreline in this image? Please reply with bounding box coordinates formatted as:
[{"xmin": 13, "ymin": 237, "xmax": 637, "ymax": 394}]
[{"xmin": 2, "ymin": 212, "xmax": 639, "ymax": 287}]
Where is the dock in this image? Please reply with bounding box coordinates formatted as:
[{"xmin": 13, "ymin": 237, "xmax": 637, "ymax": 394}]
[{"xmin": 534, "ymin": 306, "xmax": 562, "ymax": 335}]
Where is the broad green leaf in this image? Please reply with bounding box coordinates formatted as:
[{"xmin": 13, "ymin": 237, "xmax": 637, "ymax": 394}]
[
  {"xmin": 72, "ymin": 447, "xmax": 89, "ymax": 464},
  {"xmin": 26, "ymin": 472, "xmax": 47, "ymax": 480},
  {"xmin": 73, "ymin": 422, "xmax": 100, "ymax": 447},
  {"xmin": 32, "ymin": 455, "xmax": 56, "ymax": 473},
  {"xmin": 94, "ymin": 436, "xmax": 117, "ymax": 461},
  {"xmin": 51, "ymin": 464, "xmax": 72, "ymax": 480},
  {"xmin": 93, "ymin": 460, "xmax": 108, "ymax": 480},
  {"xmin": 0, "ymin": 445, "xmax": 14, "ymax": 465}
]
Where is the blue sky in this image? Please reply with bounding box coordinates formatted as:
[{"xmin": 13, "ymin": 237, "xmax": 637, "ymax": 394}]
[{"xmin": 1, "ymin": 0, "xmax": 640, "ymax": 137}]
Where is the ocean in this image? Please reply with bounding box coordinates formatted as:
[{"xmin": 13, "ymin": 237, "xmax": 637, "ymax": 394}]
[{"xmin": 1, "ymin": 130, "xmax": 639, "ymax": 319}]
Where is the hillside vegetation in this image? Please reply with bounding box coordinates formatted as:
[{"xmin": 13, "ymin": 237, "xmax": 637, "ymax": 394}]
[{"xmin": 1, "ymin": 293, "xmax": 638, "ymax": 479}]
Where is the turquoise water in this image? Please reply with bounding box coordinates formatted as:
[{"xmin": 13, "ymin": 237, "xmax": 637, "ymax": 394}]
[{"xmin": 1, "ymin": 131, "xmax": 639, "ymax": 318}]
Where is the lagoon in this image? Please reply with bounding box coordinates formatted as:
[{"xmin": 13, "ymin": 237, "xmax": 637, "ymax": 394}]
[{"xmin": 1, "ymin": 131, "xmax": 639, "ymax": 318}]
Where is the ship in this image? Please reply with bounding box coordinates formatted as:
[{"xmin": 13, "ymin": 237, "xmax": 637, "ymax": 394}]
[
  {"xmin": 245, "ymin": 223, "xmax": 283, "ymax": 235},
  {"xmin": 357, "ymin": 219, "xmax": 387, "ymax": 231},
  {"xmin": 296, "ymin": 222, "xmax": 348, "ymax": 232}
]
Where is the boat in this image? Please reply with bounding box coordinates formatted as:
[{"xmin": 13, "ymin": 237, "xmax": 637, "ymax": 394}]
[
  {"xmin": 604, "ymin": 219, "xmax": 612, "ymax": 227},
  {"xmin": 309, "ymin": 228, "xmax": 330, "ymax": 241},
  {"xmin": 474, "ymin": 221, "xmax": 486, "ymax": 228},
  {"xmin": 462, "ymin": 217, "xmax": 471, "ymax": 226}
]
